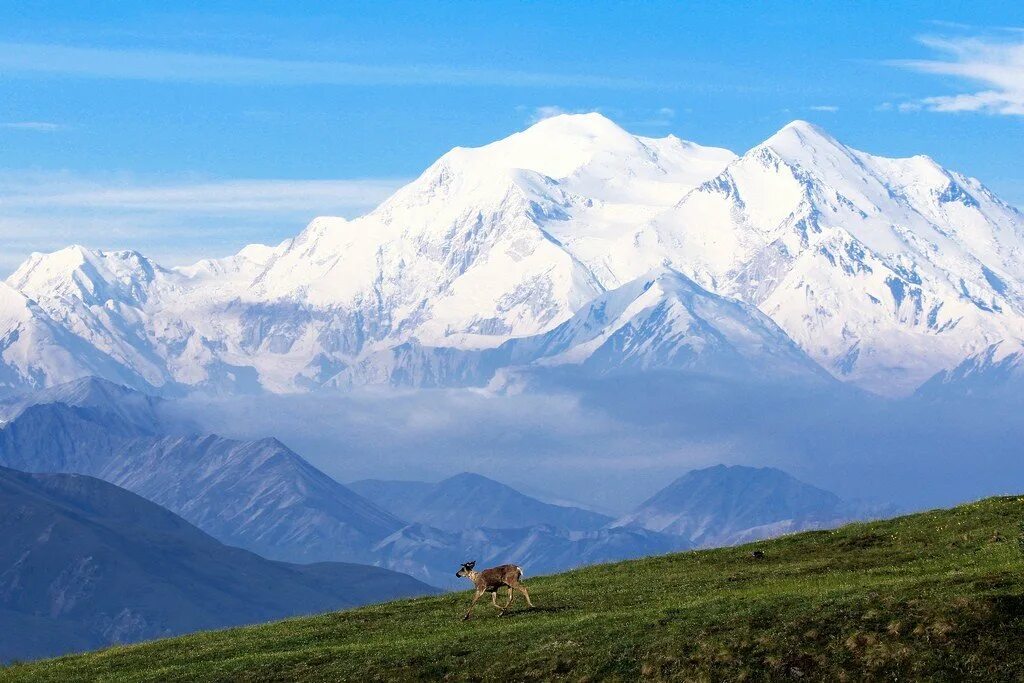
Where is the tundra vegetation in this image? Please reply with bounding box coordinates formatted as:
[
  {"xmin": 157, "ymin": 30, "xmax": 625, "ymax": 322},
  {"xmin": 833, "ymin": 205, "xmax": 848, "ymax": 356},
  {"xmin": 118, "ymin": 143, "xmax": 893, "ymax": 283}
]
[{"xmin": 3, "ymin": 497, "xmax": 1024, "ymax": 682}]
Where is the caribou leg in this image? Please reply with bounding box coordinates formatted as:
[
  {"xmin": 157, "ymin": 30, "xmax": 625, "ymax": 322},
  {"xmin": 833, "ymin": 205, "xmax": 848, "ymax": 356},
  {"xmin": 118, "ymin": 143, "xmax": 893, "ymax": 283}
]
[
  {"xmin": 516, "ymin": 584, "xmax": 535, "ymax": 608},
  {"xmin": 463, "ymin": 589, "xmax": 484, "ymax": 620}
]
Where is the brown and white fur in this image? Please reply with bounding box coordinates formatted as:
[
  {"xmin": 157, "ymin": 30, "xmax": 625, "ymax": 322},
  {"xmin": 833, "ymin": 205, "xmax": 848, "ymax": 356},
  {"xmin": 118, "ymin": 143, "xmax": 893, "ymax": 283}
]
[{"xmin": 456, "ymin": 561, "xmax": 534, "ymax": 620}]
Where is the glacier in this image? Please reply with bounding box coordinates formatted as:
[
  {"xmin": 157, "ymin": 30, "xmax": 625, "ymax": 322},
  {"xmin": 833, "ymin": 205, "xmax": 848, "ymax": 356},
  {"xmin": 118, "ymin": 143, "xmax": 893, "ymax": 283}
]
[{"xmin": 3, "ymin": 113, "xmax": 1023, "ymax": 397}]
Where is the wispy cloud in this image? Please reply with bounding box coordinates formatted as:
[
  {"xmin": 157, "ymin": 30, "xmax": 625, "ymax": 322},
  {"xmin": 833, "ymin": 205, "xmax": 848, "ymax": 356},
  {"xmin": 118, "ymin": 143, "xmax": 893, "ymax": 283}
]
[
  {"xmin": 808, "ymin": 105, "xmax": 839, "ymax": 112},
  {"xmin": 0, "ymin": 42, "xmax": 655, "ymax": 90},
  {"xmin": 0, "ymin": 173, "xmax": 407, "ymax": 274},
  {"xmin": 0, "ymin": 121, "xmax": 65, "ymax": 131},
  {"xmin": 524, "ymin": 105, "xmax": 677, "ymax": 129},
  {"xmin": 525, "ymin": 105, "xmax": 594, "ymax": 123},
  {"xmin": 629, "ymin": 107, "xmax": 676, "ymax": 128},
  {"xmin": 0, "ymin": 176, "xmax": 403, "ymax": 212},
  {"xmin": 890, "ymin": 32, "xmax": 1024, "ymax": 115}
]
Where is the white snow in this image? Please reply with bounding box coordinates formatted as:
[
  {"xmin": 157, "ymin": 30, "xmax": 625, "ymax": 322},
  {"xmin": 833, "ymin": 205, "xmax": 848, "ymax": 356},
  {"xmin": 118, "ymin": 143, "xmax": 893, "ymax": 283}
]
[{"xmin": 3, "ymin": 113, "xmax": 1023, "ymax": 395}]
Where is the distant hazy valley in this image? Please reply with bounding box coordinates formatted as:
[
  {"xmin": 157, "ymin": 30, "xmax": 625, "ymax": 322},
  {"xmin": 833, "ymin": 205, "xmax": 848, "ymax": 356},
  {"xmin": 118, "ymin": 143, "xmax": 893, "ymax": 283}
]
[{"xmin": 0, "ymin": 376, "xmax": 887, "ymax": 660}]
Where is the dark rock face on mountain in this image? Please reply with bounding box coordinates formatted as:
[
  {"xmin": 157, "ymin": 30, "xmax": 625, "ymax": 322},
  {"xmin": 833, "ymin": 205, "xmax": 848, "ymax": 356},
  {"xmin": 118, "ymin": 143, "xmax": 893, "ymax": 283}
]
[
  {"xmin": 0, "ymin": 466, "xmax": 435, "ymax": 663},
  {"xmin": 350, "ymin": 472, "xmax": 612, "ymax": 532}
]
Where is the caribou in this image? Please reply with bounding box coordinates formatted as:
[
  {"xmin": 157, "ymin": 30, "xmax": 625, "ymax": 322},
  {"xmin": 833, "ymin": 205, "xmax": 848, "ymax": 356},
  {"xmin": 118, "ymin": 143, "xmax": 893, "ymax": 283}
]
[{"xmin": 455, "ymin": 561, "xmax": 534, "ymax": 620}]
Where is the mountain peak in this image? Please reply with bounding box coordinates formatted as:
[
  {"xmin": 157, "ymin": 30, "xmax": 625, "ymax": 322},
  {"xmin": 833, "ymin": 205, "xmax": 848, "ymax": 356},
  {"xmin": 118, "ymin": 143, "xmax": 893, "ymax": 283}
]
[
  {"xmin": 349, "ymin": 472, "xmax": 613, "ymax": 534},
  {"xmin": 523, "ymin": 111, "xmax": 625, "ymax": 136},
  {"xmin": 8, "ymin": 243, "xmax": 165, "ymax": 307},
  {"xmin": 613, "ymin": 464, "xmax": 845, "ymax": 545},
  {"xmin": 655, "ymin": 464, "xmax": 841, "ymax": 508},
  {"xmin": 0, "ymin": 376, "xmax": 163, "ymax": 431},
  {"xmin": 778, "ymin": 119, "xmax": 833, "ymax": 139},
  {"xmin": 453, "ymin": 111, "xmax": 641, "ymax": 180},
  {"xmin": 781, "ymin": 119, "xmax": 822, "ymax": 133},
  {"xmin": 758, "ymin": 119, "xmax": 846, "ymax": 161},
  {"xmin": 438, "ymin": 471, "xmax": 509, "ymax": 491}
]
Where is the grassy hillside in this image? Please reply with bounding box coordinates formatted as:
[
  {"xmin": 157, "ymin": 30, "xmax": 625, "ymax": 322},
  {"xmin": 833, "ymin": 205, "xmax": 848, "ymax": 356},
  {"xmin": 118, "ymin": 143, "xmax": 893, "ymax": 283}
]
[{"xmin": 4, "ymin": 496, "xmax": 1024, "ymax": 682}]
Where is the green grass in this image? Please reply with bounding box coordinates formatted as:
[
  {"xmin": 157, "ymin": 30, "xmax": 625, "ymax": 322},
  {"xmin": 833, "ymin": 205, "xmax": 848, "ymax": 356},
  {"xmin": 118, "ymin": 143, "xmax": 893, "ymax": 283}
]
[{"xmin": 5, "ymin": 496, "xmax": 1024, "ymax": 682}]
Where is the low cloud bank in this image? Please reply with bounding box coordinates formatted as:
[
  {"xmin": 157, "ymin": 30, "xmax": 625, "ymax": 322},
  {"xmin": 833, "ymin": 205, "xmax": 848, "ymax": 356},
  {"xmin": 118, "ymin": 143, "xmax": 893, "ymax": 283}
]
[{"xmin": 165, "ymin": 375, "xmax": 1024, "ymax": 515}]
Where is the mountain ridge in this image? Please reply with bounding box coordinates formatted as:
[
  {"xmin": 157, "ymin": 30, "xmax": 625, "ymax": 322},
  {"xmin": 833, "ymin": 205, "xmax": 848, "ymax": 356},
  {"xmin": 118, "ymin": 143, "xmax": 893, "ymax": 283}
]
[
  {"xmin": 349, "ymin": 472, "xmax": 613, "ymax": 532},
  {"xmin": 612, "ymin": 464, "xmax": 854, "ymax": 546},
  {"xmin": 4, "ymin": 113, "xmax": 1022, "ymax": 396},
  {"xmin": 0, "ymin": 385, "xmax": 407, "ymax": 565},
  {"xmin": 0, "ymin": 378, "xmax": 691, "ymax": 587},
  {"xmin": 0, "ymin": 464, "xmax": 434, "ymax": 663}
]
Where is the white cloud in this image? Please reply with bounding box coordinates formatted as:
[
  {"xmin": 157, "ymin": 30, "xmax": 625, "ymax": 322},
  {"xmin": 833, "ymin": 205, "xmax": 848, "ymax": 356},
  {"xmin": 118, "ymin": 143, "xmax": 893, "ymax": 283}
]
[
  {"xmin": 629, "ymin": 107, "xmax": 676, "ymax": 127},
  {"xmin": 0, "ymin": 121, "xmax": 65, "ymax": 131},
  {"xmin": 529, "ymin": 105, "xmax": 569, "ymax": 121},
  {"xmin": 808, "ymin": 105, "xmax": 839, "ymax": 112},
  {"xmin": 526, "ymin": 105, "xmax": 676, "ymax": 128},
  {"xmin": 0, "ymin": 175, "xmax": 403, "ymax": 212},
  {"xmin": 0, "ymin": 42, "xmax": 653, "ymax": 90},
  {"xmin": 0, "ymin": 173, "xmax": 407, "ymax": 274},
  {"xmin": 526, "ymin": 105, "xmax": 591, "ymax": 123},
  {"xmin": 891, "ymin": 32, "xmax": 1024, "ymax": 115}
]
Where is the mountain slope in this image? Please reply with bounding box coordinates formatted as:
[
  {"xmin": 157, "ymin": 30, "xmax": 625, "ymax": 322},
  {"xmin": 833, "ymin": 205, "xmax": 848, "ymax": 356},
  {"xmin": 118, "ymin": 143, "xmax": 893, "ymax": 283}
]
[
  {"xmin": 8, "ymin": 496, "xmax": 1023, "ymax": 680},
  {"xmin": 612, "ymin": 464, "xmax": 850, "ymax": 546},
  {"xmin": 0, "ymin": 387, "xmax": 405, "ymax": 564},
  {"xmin": 4, "ymin": 115, "xmax": 1023, "ymax": 395},
  {"xmin": 350, "ymin": 472, "xmax": 612, "ymax": 532},
  {"xmin": 330, "ymin": 268, "xmax": 831, "ymax": 388},
  {"xmin": 100, "ymin": 435, "xmax": 404, "ymax": 563},
  {"xmin": 0, "ymin": 381, "xmax": 678, "ymax": 585},
  {"xmin": 915, "ymin": 340, "xmax": 1024, "ymax": 400},
  {"xmin": 496, "ymin": 267, "xmax": 829, "ymax": 382},
  {"xmin": 0, "ymin": 283, "xmax": 144, "ymax": 395},
  {"xmin": 1, "ymin": 115, "xmax": 739, "ymax": 393},
  {"xmin": 371, "ymin": 521, "xmax": 685, "ymax": 589},
  {"xmin": 649, "ymin": 121, "xmax": 1024, "ymax": 393},
  {"xmin": 0, "ymin": 376, "xmax": 165, "ymax": 431},
  {"xmin": 0, "ymin": 466, "xmax": 434, "ymax": 663}
]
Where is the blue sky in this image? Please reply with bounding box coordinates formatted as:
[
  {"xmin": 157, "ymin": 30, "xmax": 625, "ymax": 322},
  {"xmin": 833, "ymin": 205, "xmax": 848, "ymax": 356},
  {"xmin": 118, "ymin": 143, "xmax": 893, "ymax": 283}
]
[{"xmin": 1, "ymin": 1, "xmax": 1022, "ymax": 272}]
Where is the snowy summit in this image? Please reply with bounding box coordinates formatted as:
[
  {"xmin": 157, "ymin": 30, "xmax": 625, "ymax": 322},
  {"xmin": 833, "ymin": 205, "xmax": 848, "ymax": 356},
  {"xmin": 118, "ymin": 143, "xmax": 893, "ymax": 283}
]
[{"xmin": 2, "ymin": 114, "xmax": 1023, "ymax": 397}]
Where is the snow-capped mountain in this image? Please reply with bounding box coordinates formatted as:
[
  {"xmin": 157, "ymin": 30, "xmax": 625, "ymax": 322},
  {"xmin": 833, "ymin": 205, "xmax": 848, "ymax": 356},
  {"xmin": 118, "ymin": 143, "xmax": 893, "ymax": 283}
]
[
  {"xmin": 493, "ymin": 267, "xmax": 828, "ymax": 381},
  {"xmin": 915, "ymin": 340, "xmax": 1024, "ymax": 400},
  {"xmin": 647, "ymin": 121, "xmax": 1024, "ymax": 393},
  {"xmin": 0, "ymin": 281, "xmax": 146, "ymax": 394},
  {"xmin": 4, "ymin": 114, "xmax": 1022, "ymax": 395},
  {"xmin": 327, "ymin": 267, "xmax": 829, "ymax": 388}
]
